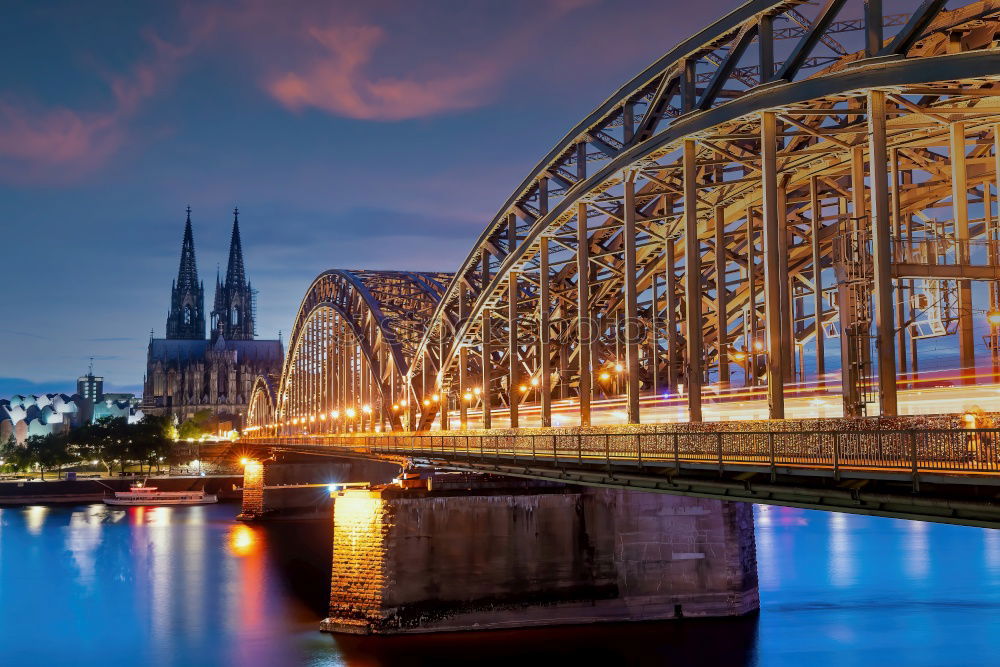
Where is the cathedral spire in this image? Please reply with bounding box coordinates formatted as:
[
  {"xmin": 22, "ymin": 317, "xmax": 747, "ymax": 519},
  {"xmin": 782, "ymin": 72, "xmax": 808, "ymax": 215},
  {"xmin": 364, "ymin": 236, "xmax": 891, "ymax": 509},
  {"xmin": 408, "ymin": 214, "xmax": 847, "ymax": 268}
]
[
  {"xmin": 176, "ymin": 206, "xmax": 200, "ymax": 291},
  {"xmin": 212, "ymin": 206, "xmax": 255, "ymax": 341},
  {"xmin": 166, "ymin": 207, "xmax": 207, "ymax": 340},
  {"xmin": 225, "ymin": 207, "xmax": 246, "ymax": 288}
]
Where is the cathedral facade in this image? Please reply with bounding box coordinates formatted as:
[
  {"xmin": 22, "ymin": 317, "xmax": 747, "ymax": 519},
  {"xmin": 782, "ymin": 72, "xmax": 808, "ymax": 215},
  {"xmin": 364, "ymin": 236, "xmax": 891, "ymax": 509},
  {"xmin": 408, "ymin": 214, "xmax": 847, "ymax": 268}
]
[{"xmin": 143, "ymin": 208, "xmax": 284, "ymax": 427}]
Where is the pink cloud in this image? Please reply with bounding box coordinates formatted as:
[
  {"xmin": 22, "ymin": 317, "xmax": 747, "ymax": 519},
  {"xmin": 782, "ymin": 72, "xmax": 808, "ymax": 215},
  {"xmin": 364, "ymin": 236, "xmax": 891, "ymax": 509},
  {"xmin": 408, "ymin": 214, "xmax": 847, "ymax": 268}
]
[
  {"xmin": 0, "ymin": 26, "xmax": 207, "ymax": 184},
  {"xmin": 262, "ymin": 0, "xmax": 596, "ymax": 121},
  {"xmin": 267, "ymin": 23, "xmax": 499, "ymax": 121}
]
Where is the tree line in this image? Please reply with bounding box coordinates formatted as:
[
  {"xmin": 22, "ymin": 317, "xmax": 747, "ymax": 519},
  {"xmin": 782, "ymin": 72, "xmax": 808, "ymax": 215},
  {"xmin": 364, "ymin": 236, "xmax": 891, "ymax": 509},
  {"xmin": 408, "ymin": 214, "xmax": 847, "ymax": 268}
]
[{"xmin": 0, "ymin": 416, "xmax": 182, "ymax": 479}]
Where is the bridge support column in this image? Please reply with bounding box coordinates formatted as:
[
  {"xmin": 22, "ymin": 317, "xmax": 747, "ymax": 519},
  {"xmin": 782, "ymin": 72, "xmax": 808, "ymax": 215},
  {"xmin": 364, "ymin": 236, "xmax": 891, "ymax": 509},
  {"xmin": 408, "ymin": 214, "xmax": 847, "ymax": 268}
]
[
  {"xmin": 321, "ymin": 482, "xmax": 758, "ymax": 635},
  {"xmin": 236, "ymin": 460, "xmax": 265, "ymax": 520},
  {"xmin": 867, "ymin": 89, "xmax": 898, "ymax": 415},
  {"xmin": 761, "ymin": 112, "xmax": 785, "ymax": 418},
  {"xmin": 683, "ymin": 139, "xmax": 703, "ymax": 422}
]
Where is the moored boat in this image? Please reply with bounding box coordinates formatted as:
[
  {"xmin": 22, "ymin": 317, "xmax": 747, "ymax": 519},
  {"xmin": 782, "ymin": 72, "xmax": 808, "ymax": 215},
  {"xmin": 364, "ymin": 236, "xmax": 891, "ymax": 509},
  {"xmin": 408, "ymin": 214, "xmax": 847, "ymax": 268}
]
[{"xmin": 103, "ymin": 483, "xmax": 217, "ymax": 506}]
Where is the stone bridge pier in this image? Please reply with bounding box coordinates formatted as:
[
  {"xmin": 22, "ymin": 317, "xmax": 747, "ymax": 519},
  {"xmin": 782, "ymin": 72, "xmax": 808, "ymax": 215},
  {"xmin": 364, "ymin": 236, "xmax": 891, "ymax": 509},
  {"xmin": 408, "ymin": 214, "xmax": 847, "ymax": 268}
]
[
  {"xmin": 237, "ymin": 456, "xmax": 400, "ymax": 520},
  {"xmin": 321, "ymin": 474, "xmax": 758, "ymax": 634}
]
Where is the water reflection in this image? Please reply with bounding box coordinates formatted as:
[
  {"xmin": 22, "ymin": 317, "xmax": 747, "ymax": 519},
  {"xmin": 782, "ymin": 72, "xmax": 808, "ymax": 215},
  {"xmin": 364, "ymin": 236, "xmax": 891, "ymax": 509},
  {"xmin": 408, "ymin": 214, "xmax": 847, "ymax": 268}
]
[
  {"xmin": 25, "ymin": 505, "xmax": 48, "ymax": 535},
  {"xmin": 827, "ymin": 512, "xmax": 856, "ymax": 587},
  {"xmin": 0, "ymin": 503, "xmax": 997, "ymax": 666}
]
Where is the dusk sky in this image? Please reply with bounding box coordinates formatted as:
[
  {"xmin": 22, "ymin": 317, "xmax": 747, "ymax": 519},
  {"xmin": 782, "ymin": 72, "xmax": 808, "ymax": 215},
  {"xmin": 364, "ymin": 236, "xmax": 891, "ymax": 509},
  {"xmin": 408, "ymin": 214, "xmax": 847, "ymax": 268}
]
[{"xmin": 0, "ymin": 0, "xmax": 734, "ymax": 395}]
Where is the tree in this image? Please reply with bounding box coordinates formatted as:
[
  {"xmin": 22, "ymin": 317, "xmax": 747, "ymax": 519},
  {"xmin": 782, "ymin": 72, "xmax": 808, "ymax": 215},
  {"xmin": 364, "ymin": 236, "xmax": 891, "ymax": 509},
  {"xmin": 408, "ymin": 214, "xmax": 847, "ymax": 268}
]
[
  {"xmin": 0, "ymin": 436, "xmax": 29, "ymax": 474},
  {"xmin": 177, "ymin": 410, "xmax": 217, "ymax": 441},
  {"xmin": 24, "ymin": 433, "xmax": 72, "ymax": 480}
]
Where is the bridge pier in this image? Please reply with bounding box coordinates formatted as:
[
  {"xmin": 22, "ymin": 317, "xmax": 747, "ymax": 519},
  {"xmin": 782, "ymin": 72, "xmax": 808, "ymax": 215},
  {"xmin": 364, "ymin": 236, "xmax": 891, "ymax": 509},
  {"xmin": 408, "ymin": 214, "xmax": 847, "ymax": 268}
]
[{"xmin": 321, "ymin": 477, "xmax": 758, "ymax": 634}]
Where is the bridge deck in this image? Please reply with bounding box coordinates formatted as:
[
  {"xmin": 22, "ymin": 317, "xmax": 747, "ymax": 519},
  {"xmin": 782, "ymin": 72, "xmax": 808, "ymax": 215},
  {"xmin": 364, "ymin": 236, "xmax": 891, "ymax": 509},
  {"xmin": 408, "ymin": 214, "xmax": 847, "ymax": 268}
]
[{"xmin": 244, "ymin": 422, "xmax": 1000, "ymax": 528}]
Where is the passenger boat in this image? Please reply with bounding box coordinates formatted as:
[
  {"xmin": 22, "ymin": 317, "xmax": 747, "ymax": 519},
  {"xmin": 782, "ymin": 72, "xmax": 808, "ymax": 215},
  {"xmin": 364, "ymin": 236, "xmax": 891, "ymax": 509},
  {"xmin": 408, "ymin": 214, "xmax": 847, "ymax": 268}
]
[{"xmin": 103, "ymin": 482, "xmax": 217, "ymax": 506}]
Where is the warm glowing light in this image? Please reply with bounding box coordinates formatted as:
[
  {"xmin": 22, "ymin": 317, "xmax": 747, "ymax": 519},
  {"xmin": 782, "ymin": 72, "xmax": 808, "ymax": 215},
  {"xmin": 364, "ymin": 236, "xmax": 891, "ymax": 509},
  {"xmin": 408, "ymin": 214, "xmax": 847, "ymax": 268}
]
[
  {"xmin": 432, "ymin": 394, "xmax": 440, "ymax": 402},
  {"xmin": 331, "ymin": 410, "xmax": 340, "ymax": 419},
  {"xmin": 309, "ymin": 415, "xmax": 316, "ymax": 422},
  {"xmin": 732, "ymin": 351, "xmax": 747, "ymax": 361},
  {"xmin": 240, "ymin": 458, "xmax": 249, "ymax": 466},
  {"xmin": 530, "ymin": 377, "xmax": 539, "ymax": 387},
  {"xmin": 320, "ymin": 413, "xmax": 326, "ymax": 420},
  {"xmin": 362, "ymin": 404, "xmax": 372, "ymax": 414},
  {"xmin": 228, "ymin": 524, "xmax": 257, "ymax": 557},
  {"xmin": 336, "ymin": 494, "xmax": 380, "ymax": 527},
  {"xmin": 519, "ymin": 384, "xmax": 528, "ymax": 392},
  {"xmin": 423, "ymin": 399, "xmax": 431, "ymax": 406},
  {"xmin": 463, "ymin": 393, "xmax": 473, "ymax": 401},
  {"xmin": 472, "ymin": 387, "xmax": 481, "ymax": 396},
  {"xmin": 753, "ymin": 341, "xmax": 764, "ymax": 351},
  {"xmin": 614, "ymin": 363, "xmax": 623, "ymax": 372},
  {"xmin": 400, "ymin": 398, "xmax": 408, "ymax": 406},
  {"xmin": 345, "ymin": 408, "xmax": 357, "ymax": 418},
  {"xmin": 989, "ymin": 311, "xmax": 1000, "ymax": 326},
  {"xmin": 964, "ymin": 413, "xmax": 977, "ymax": 426},
  {"xmin": 599, "ymin": 372, "xmax": 611, "ymax": 381}
]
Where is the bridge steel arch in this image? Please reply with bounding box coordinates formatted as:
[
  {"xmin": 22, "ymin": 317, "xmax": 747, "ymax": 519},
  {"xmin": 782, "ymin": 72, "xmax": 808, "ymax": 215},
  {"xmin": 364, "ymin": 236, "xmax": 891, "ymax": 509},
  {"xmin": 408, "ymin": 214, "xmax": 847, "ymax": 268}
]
[
  {"xmin": 274, "ymin": 270, "xmax": 451, "ymax": 433},
  {"xmin": 391, "ymin": 0, "xmax": 1000, "ymax": 430},
  {"xmin": 257, "ymin": 1, "xmax": 1000, "ymax": 437},
  {"xmin": 246, "ymin": 375, "xmax": 277, "ymax": 436}
]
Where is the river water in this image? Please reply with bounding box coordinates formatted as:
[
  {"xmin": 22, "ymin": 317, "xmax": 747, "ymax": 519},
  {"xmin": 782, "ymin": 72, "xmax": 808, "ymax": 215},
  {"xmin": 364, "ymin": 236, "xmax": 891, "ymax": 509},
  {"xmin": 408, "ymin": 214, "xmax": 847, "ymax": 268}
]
[{"xmin": 1, "ymin": 502, "xmax": 998, "ymax": 666}]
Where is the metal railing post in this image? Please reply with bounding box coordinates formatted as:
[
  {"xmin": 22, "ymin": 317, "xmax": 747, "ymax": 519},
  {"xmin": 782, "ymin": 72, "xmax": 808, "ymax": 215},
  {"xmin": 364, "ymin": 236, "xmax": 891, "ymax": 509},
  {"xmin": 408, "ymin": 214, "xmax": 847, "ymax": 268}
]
[
  {"xmin": 674, "ymin": 432, "xmax": 680, "ymax": 473},
  {"xmin": 910, "ymin": 429, "xmax": 919, "ymax": 491},
  {"xmin": 768, "ymin": 432, "xmax": 776, "ymax": 480},
  {"xmin": 717, "ymin": 432, "xmax": 724, "ymax": 474},
  {"xmin": 833, "ymin": 432, "xmax": 840, "ymax": 480}
]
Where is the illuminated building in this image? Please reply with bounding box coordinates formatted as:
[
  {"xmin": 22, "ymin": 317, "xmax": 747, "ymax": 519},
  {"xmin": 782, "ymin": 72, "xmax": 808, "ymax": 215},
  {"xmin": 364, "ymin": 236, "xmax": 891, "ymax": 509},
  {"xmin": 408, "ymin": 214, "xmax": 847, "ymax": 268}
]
[{"xmin": 143, "ymin": 208, "xmax": 283, "ymax": 426}]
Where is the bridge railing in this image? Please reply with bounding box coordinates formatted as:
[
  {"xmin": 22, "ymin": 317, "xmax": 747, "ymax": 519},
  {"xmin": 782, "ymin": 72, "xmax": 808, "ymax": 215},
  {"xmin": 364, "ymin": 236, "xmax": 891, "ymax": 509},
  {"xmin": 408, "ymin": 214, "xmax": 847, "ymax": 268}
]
[{"xmin": 253, "ymin": 428, "xmax": 1000, "ymax": 477}]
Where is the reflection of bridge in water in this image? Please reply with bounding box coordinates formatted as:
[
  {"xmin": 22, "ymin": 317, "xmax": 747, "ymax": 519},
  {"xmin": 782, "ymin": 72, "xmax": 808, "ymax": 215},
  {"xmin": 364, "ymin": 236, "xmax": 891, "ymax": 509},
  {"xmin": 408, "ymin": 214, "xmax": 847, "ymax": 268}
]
[{"xmin": 243, "ymin": 1, "xmax": 1000, "ymax": 527}]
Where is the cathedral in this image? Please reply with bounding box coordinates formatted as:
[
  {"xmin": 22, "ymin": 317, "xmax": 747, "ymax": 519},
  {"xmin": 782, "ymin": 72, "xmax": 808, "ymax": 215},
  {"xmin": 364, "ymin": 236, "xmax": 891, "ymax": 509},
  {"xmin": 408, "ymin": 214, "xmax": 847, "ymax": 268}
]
[{"xmin": 143, "ymin": 208, "xmax": 284, "ymax": 427}]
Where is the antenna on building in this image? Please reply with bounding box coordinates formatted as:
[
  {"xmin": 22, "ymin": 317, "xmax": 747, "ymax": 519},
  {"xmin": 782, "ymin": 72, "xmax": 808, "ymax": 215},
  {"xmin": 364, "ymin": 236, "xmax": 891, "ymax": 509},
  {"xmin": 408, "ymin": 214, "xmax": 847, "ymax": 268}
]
[
  {"xmin": 88, "ymin": 357, "xmax": 94, "ymax": 375},
  {"xmin": 278, "ymin": 330, "xmax": 283, "ymax": 345}
]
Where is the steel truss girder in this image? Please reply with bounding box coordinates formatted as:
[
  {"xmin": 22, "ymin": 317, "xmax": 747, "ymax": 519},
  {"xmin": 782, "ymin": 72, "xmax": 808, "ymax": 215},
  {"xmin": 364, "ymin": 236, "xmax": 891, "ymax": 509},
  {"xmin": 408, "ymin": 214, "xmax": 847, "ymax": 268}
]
[
  {"xmin": 260, "ymin": 1, "xmax": 1000, "ymax": 433},
  {"xmin": 406, "ymin": 1, "xmax": 999, "ymax": 429},
  {"xmin": 275, "ymin": 270, "xmax": 451, "ymax": 431}
]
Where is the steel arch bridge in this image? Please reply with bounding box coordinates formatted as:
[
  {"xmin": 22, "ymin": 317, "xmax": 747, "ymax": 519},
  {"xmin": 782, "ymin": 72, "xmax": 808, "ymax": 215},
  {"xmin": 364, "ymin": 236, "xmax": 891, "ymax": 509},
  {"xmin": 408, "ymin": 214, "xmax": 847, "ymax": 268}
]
[{"xmin": 247, "ymin": 0, "xmax": 1000, "ymax": 439}]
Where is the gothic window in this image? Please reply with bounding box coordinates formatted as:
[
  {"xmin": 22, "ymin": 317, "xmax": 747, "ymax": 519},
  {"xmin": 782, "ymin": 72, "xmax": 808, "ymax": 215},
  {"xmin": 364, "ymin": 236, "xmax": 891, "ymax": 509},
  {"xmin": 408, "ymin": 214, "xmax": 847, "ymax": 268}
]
[
  {"xmin": 184, "ymin": 305, "xmax": 193, "ymax": 325},
  {"xmin": 231, "ymin": 306, "xmax": 240, "ymax": 326}
]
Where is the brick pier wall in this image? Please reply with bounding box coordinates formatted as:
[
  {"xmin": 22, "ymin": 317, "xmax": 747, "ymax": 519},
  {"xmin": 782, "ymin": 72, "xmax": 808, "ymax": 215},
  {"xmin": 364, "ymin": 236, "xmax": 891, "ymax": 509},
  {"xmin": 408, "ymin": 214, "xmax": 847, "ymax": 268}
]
[
  {"xmin": 236, "ymin": 460, "xmax": 264, "ymax": 520},
  {"xmin": 321, "ymin": 485, "xmax": 758, "ymax": 634}
]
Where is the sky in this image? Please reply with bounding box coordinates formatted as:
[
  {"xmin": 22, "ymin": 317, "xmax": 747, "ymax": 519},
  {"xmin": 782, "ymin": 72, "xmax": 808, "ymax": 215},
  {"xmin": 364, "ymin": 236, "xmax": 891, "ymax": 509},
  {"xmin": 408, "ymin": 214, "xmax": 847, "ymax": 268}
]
[{"xmin": 0, "ymin": 0, "xmax": 738, "ymax": 396}]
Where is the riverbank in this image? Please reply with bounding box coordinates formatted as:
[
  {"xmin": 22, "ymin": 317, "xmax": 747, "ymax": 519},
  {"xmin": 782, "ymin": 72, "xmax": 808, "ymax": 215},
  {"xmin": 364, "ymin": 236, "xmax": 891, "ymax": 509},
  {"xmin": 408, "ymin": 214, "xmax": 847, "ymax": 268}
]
[{"xmin": 0, "ymin": 475, "xmax": 243, "ymax": 505}]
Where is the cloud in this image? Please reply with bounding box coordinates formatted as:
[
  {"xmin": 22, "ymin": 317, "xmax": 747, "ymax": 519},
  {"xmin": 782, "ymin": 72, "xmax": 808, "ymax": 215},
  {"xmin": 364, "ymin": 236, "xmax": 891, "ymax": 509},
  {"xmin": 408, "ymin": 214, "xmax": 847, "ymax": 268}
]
[
  {"xmin": 0, "ymin": 27, "xmax": 207, "ymax": 184},
  {"xmin": 262, "ymin": 0, "xmax": 596, "ymax": 121},
  {"xmin": 268, "ymin": 24, "xmax": 499, "ymax": 121}
]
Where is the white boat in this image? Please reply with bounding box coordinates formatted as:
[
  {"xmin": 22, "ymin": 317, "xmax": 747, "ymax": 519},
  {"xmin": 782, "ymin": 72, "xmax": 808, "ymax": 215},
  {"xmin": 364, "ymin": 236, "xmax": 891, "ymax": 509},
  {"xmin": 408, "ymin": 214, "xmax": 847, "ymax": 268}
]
[{"xmin": 103, "ymin": 483, "xmax": 218, "ymax": 506}]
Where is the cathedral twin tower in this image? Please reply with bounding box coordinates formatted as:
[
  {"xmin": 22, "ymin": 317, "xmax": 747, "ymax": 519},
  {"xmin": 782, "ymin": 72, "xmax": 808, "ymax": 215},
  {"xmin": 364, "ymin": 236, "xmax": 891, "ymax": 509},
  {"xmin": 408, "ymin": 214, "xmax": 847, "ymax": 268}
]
[
  {"xmin": 167, "ymin": 207, "xmax": 256, "ymax": 342},
  {"xmin": 145, "ymin": 208, "xmax": 283, "ymax": 425}
]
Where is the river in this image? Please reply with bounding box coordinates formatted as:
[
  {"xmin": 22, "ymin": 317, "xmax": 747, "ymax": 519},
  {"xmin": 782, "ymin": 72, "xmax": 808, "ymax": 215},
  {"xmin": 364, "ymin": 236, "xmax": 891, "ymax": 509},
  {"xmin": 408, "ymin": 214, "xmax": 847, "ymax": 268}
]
[{"xmin": 0, "ymin": 502, "xmax": 998, "ymax": 666}]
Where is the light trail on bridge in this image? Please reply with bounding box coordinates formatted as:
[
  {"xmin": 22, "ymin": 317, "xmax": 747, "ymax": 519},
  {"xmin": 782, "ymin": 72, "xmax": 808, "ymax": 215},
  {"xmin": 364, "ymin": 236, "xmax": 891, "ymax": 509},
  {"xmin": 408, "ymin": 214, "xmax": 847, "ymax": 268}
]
[{"xmin": 244, "ymin": 1, "xmax": 1000, "ymax": 450}]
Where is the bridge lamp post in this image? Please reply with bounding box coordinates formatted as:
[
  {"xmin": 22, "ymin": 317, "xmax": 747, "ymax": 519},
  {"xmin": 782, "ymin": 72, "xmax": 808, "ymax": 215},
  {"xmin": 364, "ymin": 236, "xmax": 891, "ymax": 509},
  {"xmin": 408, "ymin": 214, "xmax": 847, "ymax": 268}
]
[
  {"xmin": 987, "ymin": 311, "xmax": 1000, "ymax": 376},
  {"xmin": 362, "ymin": 404, "xmax": 372, "ymax": 433},
  {"xmin": 729, "ymin": 348, "xmax": 749, "ymax": 386}
]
